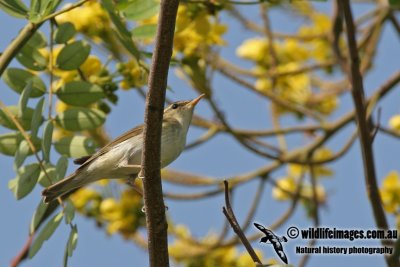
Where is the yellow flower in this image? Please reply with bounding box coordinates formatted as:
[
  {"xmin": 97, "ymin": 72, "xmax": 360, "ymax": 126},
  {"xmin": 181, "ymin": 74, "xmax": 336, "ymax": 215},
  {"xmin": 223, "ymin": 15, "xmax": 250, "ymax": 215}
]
[
  {"xmin": 255, "ymin": 78, "xmax": 272, "ymax": 92},
  {"xmin": 273, "ymin": 176, "xmax": 297, "ymax": 201},
  {"xmin": 380, "ymin": 171, "xmax": 400, "ymax": 213},
  {"xmin": 40, "ymin": 45, "xmax": 103, "ymax": 88},
  {"xmin": 118, "ymin": 59, "xmax": 148, "ymax": 90},
  {"xmin": 98, "ymin": 189, "xmax": 143, "ymax": 236},
  {"xmin": 273, "ymin": 176, "xmax": 326, "ymax": 204},
  {"xmin": 313, "ymin": 94, "xmax": 339, "ymax": 115},
  {"xmin": 56, "ymin": 1, "xmax": 110, "ymax": 42},
  {"xmin": 301, "ymin": 184, "xmax": 327, "ymax": 204},
  {"xmin": 288, "ymin": 147, "xmax": 334, "ymax": 178},
  {"xmin": 70, "ymin": 188, "xmax": 101, "ymax": 211},
  {"xmin": 389, "ymin": 115, "xmax": 400, "ymax": 131},
  {"xmin": 237, "ymin": 250, "xmax": 264, "ymax": 267},
  {"xmin": 236, "ymin": 38, "xmax": 268, "ymax": 63},
  {"xmin": 173, "ymin": 5, "xmax": 227, "ymax": 56},
  {"xmin": 280, "ymin": 39, "xmax": 310, "ymax": 62},
  {"xmin": 299, "ymin": 13, "xmax": 333, "ymax": 63},
  {"xmin": 100, "ymin": 198, "xmax": 122, "ymax": 221}
]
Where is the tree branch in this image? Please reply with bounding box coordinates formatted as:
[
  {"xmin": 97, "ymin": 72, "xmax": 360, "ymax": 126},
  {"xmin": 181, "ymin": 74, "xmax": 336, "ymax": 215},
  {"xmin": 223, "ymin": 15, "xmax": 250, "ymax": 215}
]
[
  {"xmin": 341, "ymin": 1, "xmax": 397, "ymax": 266},
  {"xmin": 140, "ymin": 0, "xmax": 180, "ymax": 266}
]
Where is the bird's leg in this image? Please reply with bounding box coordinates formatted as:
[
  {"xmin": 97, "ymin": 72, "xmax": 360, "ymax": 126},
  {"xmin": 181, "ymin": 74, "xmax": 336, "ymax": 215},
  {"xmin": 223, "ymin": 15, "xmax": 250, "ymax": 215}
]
[
  {"xmin": 126, "ymin": 174, "xmax": 144, "ymax": 197},
  {"xmin": 119, "ymin": 164, "xmax": 142, "ymax": 176}
]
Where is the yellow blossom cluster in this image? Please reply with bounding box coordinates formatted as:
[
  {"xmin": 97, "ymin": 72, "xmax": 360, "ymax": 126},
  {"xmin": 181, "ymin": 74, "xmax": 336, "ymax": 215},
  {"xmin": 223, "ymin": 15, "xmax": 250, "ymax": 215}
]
[
  {"xmin": 288, "ymin": 147, "xmax": 334, "ymax": 178},
  {"xmin": 389, "ymin": 115, "xmax": 400, "ymax": 131},
  {"xmin": 70, "ymin": 187, "xmax": 102, "ymax": 216},
  {"xmin": 272, "ymin": 148, "xmax": 332, "ymax": 207},
  {"xmin": 173, "ymin": 5, "xmax": 227, "ymax": 57},
  {"xmin": 299, "ymin": 13, "xmax": 336, "ymax": 63},
  {"xmin": 40, "ymin": 46, "xmax": 104, "ymax": 88},
  {"xmin": 56, "ymin": 1, "xmax": 110, "ymax": 43},
  {"xmin": 99, "ymin": 190, "xmax": 144, "ymax": 236},
  {"xmin": 169, "ymin": 225, "xmax": 264, "ymax": 266},
  {"xmin": 380, "ymin": 171, "xmax": 400, "ymax": 214},
  {"xmin": 117, "ymin": 58, "xmax": 148, "ymax": 90},
  {"xmin": 70, "ymin": 185, "xmax": 145, "ymax": 237},
  {"xmin": 237, "ymin": 12, "xmax": 339, "ymax": 116},
  {"xmin": 272, "ymin": 176, "xmax": 326, "ymax": 204}
]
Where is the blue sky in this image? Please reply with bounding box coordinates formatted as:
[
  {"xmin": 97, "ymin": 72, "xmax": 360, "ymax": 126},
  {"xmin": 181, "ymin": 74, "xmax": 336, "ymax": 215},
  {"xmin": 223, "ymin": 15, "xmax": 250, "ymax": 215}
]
[{"xmin": 1, "ymin": 2, "xmax": 400, "ymax": 267}]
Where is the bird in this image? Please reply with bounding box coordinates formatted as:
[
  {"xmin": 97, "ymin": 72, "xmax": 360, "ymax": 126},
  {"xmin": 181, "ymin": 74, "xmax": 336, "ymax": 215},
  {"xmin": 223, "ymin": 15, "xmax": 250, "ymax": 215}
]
[
  {"xmin": 42, "ymin": 94, "xmax": 204, "ymax": 203},
  {"xmin": 254, "ymin": 223, "xmax": 288, "ymax": 264}
]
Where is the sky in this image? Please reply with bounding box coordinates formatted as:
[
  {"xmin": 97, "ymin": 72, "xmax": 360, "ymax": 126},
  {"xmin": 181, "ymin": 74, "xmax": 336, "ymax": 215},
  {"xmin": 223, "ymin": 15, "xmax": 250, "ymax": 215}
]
[{"xmin": 1, "ymin": 1, "xmax": 400, "ymax": 267}]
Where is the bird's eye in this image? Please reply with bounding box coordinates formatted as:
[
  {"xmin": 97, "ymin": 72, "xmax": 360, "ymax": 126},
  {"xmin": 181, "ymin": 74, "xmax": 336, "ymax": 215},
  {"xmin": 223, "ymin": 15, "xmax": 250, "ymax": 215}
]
[{"xmin": 172, "ymin": 103, "xmax": 178, "ymax": 109}]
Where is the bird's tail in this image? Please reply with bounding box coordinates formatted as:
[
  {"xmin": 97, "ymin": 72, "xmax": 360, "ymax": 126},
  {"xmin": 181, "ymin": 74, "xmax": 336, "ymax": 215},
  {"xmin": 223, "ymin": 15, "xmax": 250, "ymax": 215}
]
[{"xmin": 42, "ymin": 172, "xmax": 87, "ymax": 203}]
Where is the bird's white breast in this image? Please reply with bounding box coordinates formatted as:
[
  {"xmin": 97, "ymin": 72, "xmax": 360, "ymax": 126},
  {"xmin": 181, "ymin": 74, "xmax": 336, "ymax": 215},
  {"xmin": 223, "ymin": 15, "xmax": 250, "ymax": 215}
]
[{"xmin": 86, "ymin": 119, "xmax": 188, "ymax": 180}]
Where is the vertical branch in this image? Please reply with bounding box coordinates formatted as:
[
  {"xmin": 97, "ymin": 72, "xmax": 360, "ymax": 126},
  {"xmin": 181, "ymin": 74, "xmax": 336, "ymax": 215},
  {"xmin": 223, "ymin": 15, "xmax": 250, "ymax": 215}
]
[
  {"xmin": 141, "ymin": 0, "xmax": 180, "ymax": 266},
  {"xmin": 341, "ymin": 2, "xmax": 397, "ymax": 266}
]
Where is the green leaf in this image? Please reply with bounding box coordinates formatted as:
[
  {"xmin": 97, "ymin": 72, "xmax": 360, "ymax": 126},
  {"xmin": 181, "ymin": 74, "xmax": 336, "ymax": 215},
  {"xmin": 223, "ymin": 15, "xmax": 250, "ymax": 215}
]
[
  {"xmin": 0, "ymin": 0, "xmax": 28, "ymax": 18},
  {"xmin": 57, "ymin": 81, "xmax": 104, "ymax": 106},
  {"xmin": 0, "ymin": 132, "xmax": 41, "ymax": 156},
  {"xmin": 43, "ymin": 0, "xmax": 61, "ymax": 16},
  {"xmin": 38, "ymin": 163, "xmax": 57, "ymax": 187},
  {"xmin": 29, "ymin": 212, "xmax": 63, "ymax": 258},
  {"xmin": 16, "ymin": 44, "xmax": 48, "ymax": 71},
  {"xmin": 2, "ymin": 68, "xmax": 46, "ymax": 97},
  {"xmin": 389, "ymin": 0, "xmax": 400, "ymax": 6},
  {"xmin": 30, "ymin": 201, "xmax": 49, "ymax": 234},
  {"xmin": 0, "ymin": 105, "xmax": 39, "ymax": 130},
  {"xmin": 14, "ymin": 140, "xmax": 30, "ymax": 169},
  {"xmin": 56, "ymin": 41, "xmax": 91, "ymax": 71},
  {"xmin": 9, "ymin": 163, "xmax": 41, "ymax": 200},
  {"xmin": 64, "ymin": 200, "xmax": 75, "ymax": 224},
  {"xmin": 55, "ymin": 22, "xmax": 76, "ymax": 44},
  {"xmin": 132, "ymin": 24, "xmax": 157, "ymax": 40},
  {"xmin": 29, "ymin": 31, "xmax": 48, "ymax": 48},
  {"xmin": 63, "ymin": 225, "xmax": 78, "ymax": 267},
  {"xmin": 18, "ymin": 80, "xmax": 33, "ymax": 117},
  {"xmin": 56, "ymin": 155, "xmax": 68, "ymax": 182},
  {"xmin": 102, "ymin": 0, "xmax": 140, "ymax": 58},
  {"xmin": 123, "ymin": 0, "xmax": 159, "ymax": 21},
  {"xmin": 28, "ymin": 0, "xmax": 59, "ymax": 22},
  {"xmin": 29, "ymin": 0, "xmax": 41, "ymax": 22},
  {"xmin": 30, "ymin": 97, "xmax": 45, "ymax": 137},
  {"xmin": 67, "ymin": 225, "xmax": 78, "ymax": 256},
  {"xmin": 55, "ymin": 136, "xmax": 96, "ymax": 158},
  {"xmin": 42, "ymin": 121, "xmax": 53, "ymax": 162},
  {"xmin": 55, "ymin": 107, "xmax": 106, "ymax": 131},
  {"xmin": 16, "ymin": 31, "xmax": 48, "ymax": 70}
]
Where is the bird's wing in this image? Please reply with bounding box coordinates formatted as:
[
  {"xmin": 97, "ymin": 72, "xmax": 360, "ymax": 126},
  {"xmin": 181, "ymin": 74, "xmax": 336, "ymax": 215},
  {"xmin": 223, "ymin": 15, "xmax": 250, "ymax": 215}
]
[
  {"xmin": 254, "ymin": 223, "xmax": 266, "ymax": 232},
  {"xmin": 254, "ymin": 223, "xmax": 272, "ymax": 236},
  {"xmin": 272, "ymin": 241, "xmax": 288, "ymax": 264},
  {"xmin": 76, "ymin": 125, "xmax": 144, "ymax": 171}
]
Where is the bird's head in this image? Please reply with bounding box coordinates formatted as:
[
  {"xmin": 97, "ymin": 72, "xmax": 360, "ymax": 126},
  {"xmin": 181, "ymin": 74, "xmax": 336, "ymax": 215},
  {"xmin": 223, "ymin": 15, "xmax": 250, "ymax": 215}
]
[{"xmin": 164, "ymin": 94, "xmax": 204, "ymax": 128}]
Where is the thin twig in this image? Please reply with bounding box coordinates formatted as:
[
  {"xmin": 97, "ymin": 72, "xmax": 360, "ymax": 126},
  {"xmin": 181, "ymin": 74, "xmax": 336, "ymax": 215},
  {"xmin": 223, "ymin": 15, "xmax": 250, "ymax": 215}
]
[{"xmin": 222, "ymin": 180, "xmax": 262, "ymax": 265}]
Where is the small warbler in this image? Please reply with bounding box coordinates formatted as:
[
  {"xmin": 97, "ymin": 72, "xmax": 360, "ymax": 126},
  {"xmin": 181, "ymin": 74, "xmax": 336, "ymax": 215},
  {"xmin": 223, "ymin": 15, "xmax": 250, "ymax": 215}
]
[{"xmin": 42, "ymin": 94, "xmax": 204, "ymax": 203}]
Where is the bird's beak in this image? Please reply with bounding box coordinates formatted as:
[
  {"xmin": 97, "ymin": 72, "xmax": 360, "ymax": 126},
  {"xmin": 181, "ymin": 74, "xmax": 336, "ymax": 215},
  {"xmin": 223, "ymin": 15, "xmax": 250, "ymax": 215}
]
[{"xmin": 187, "ymin": 94, "xmax": 205, "ymax": 108}]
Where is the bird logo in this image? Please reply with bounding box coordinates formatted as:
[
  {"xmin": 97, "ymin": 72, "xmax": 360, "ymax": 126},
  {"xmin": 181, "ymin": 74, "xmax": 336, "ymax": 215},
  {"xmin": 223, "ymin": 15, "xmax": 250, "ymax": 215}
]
[{"xmin": 254, "ymin": 223, "xmax": 288, "ymax": 264}]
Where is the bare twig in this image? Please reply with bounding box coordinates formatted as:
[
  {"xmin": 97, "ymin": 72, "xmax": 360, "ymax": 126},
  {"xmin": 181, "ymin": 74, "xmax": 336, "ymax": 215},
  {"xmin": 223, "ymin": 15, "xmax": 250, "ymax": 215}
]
[
  {"xmin": 222, "ymin": 180, "xmax": 262, "ymax": 265},
  {"xmin": 10, "ymin": 235, "xmax": 34, "ymax": 267}
]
